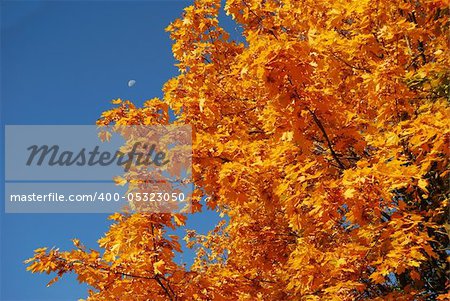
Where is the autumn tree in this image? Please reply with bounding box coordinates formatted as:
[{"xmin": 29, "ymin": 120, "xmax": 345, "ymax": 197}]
[{"xmin": 27, "ymin": 0, "xmax": 449, "ymax": 300}]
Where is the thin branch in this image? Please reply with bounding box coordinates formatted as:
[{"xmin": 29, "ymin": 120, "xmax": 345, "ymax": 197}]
[
  {"xmin": 54, "ymin": 256, "xmax": 156, "ymax": 281},
  {"xmin": 307, "ymin": 108, "xmax": 347, "ymax": 170},
  {"xmin": 330, "ymin": 52, "xmax": 372, "ymax": 73},
  {"xmin": 155, "ymin": 275, "xmax": 174, "ymax": 301},
  {"xmin": 150, "ymin": 224, "xmax": 176, "ymax": 301},
  {"xmin": 242, "ymin": 0, "xmax": 279, "ymax": 40},
  {"xmin": 287, "ymin": 77, "xmax": 347, "ymax": 170}
]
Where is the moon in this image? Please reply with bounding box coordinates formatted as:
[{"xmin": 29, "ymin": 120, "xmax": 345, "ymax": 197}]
[{"xmin": 128, "ymin": 80, "xmax": 136, "ymax": 87}]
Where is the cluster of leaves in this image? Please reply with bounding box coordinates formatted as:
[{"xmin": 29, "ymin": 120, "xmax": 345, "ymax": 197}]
[{"xmin": 27, "ymin": 0, "xmax": 449, "ymax": 300}]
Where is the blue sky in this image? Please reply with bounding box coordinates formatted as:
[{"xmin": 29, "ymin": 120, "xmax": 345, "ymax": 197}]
[{"xmin": 0, "ymin": 1, "xmax": 239, "ymax": 299}]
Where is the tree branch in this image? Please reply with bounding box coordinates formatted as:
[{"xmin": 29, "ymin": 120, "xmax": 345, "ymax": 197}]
[
  {"xmin": 306, "ymin": 108, "xmax": 347, "ymax": 170},
  {"xmin": 286, "ymin": 77, "xmax": 347, "ymax": 170},
  {"xmin": 329, "ymin": 51, "xmax": 372, "ymax": 73}
]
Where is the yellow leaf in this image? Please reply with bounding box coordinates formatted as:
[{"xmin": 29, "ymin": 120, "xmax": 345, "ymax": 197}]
[
  {"xmin": 344, "ymin": 188, "xmax": 356, "ymax": 199},
  {"xmin": 153, "ymin": 260, "xmax": 165, "ymax": 275},
  {"xmin": 418, "ymin": 179, "xmax": 429, "ymax": 193},
  {"xmin": 98, "ymin": 131, "xmax": 112, "ymax": 142},
  {"xmin": 113, "ymin": 176, "xmax": 127, "ymax": 186},
  {"xmin": 174, "ymin": 214, "xmax": 186, "ymax": 226},
  {"xmin": 34, "ymin": 247, "xmax": 47, "ymax": 253},
  {"xmin": 46, "ymin": 276, "xmax": 59, "ymax": 287}
]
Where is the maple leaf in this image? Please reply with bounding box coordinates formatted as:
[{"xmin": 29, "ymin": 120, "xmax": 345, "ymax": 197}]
[{"xmin": 153, "ymin": 260, "xmax": 165, "ymax": 275}]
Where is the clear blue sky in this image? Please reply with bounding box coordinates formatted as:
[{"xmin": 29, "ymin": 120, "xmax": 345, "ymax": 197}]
[{"xmin": 0, "ymin": 1, "xmax": 239, "ymax": 300}]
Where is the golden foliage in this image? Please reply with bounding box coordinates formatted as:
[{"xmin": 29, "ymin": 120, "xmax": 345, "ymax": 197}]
[{"xmin": 27, "ymin": 0, "xmax": 449, "ymax": 300}]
